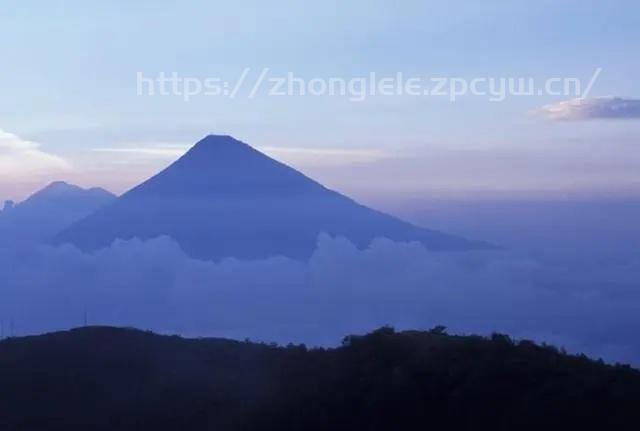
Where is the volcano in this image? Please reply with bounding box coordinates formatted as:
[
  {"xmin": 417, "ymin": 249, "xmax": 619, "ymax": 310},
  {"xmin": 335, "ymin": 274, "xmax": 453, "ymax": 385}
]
[
  {"xmin": 54, "ymin": 135, "xmax": 490, "ymax": 260},
  {"xmin": 0, "ymin": 181, "xmax": 115, "ymax": 244}
]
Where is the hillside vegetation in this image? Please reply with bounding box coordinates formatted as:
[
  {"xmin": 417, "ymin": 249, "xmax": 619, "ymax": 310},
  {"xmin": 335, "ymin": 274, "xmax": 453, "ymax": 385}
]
[{"xmin": 1, "ymin": 326, "xmax": 639, "ymax": 430}]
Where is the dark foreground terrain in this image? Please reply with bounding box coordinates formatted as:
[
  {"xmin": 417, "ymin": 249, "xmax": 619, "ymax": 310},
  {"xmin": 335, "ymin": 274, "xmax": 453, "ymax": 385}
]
[{"xmin": 1, "ymin": 326, "xmax": 639, "ymax": 431}]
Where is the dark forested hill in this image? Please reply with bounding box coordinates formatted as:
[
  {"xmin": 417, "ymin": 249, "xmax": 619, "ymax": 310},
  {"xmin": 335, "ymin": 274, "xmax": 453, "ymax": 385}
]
[{"xmin": 1, "ymin": 326, "xmax": 639, "ymax": 431}]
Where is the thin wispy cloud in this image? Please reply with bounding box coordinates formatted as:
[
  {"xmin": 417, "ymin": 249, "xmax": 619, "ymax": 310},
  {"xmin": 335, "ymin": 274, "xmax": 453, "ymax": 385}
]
[
  {"xmin": 260, "ymin": 147, "xmax": 391, "ymax": 167},
  {"xmin": 92, "ymin": 144, "xmax": 191, "ymax": 158},
  {"xmin": 94, "ymin": 144, "xmax": 391, "ymax": 167},
  {"xmin": 535, "ymin": 97, "xmax": 640, "ymax": 121}
]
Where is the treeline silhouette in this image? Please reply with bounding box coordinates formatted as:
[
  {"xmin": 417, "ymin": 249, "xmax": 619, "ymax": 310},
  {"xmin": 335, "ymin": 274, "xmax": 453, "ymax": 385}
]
[{"xmin": 0, "ymin": 326, "xmax": 639, "ymax": 430}]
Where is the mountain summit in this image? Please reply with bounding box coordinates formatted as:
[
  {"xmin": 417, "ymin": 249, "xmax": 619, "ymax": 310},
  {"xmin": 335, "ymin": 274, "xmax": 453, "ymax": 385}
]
[
  {"xmin": 55, "ymin": 135, "xmax": 490, "ymax": 260},
  {"xmin": 28, "ymin": 181, "xmax": 114, "ymax": 202},
  {"xmin": 0, "ymin": 182, "xmax": 115, "ymax": 244}
]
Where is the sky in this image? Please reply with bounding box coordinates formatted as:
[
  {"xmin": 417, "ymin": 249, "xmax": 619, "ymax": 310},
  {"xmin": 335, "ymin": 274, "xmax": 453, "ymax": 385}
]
[
  {"xmin": 1, "ymin": 1, "xmax": 640, "ymax": 364},
  {"xmin": 1, "ymin": 0, "xmax": 639, "ymax": 202}
]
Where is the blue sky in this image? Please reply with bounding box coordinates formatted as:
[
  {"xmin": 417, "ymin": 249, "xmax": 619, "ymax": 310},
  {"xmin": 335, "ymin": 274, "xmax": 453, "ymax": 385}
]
[{"xmin": 1, "ymin": 0, "xmax": 639, "ymax": 201}]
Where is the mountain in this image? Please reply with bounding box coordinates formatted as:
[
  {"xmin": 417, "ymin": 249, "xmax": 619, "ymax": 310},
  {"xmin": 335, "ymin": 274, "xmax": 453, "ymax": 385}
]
[
  {"xmin": 1, "ymin": 326, "xmax": 639, "ymax": 431},
  {"xmin": 55, "ymin": 135, "xmax": 491, "ymax": 260},
  {"xmin": 0, "ymin": 181, "xmax": 116, "ymax": 245}
]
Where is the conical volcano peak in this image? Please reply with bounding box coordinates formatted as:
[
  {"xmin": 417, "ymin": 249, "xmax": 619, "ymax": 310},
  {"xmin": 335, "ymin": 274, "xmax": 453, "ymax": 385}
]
[
  {"xmin": 55, "ymin": 135, "xmax": 490, "ymax": 260},
  {"xmin": 173, "ymin": 135, "xmax": 265, "ymax": 169},
  {"xmin": 129, "ymin": 133, "xmax": 308, "ymax": 196},
  {"xmin": 197, "ymin": 134, "xmax": 244, "ymax": 145},
  {"xmin": 187, "ymin": 134, "xmax": 252, "ymax": 155}
]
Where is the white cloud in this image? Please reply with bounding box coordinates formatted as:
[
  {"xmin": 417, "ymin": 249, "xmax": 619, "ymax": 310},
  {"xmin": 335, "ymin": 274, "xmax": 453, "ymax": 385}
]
[
  {"xmin": 92, "ymin": 143, "xmax": 391, "ymax": 167},
  {"xmin": 0, "ymin": 129, "xmax": 70, "ymax": 179},
  {"xmin": 535, "ymin": 97, "xmax": 640, "ymax": 121},
  {"xmin": 92, "ymin": 143, "xmax": 190, "ymax": 159},
  {"xmin": 1, "ymin": 235, "xmax": 639, "ymax": 365}
]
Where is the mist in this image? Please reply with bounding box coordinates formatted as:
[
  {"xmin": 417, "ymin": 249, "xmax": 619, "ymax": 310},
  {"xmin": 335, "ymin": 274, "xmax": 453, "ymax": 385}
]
[{"xmin": 1, "ymin": 232, "xmax": 638, "ymax": 365}]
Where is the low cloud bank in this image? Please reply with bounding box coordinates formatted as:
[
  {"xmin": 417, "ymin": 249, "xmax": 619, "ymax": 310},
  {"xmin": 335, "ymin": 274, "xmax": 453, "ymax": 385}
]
[
  {"xmin": 535, "ymin": 97, "xmax": 640, "ymax": 121},
  {"xmin": 0, "ymin": 235, "xmax": 638, "ymax": 365}
]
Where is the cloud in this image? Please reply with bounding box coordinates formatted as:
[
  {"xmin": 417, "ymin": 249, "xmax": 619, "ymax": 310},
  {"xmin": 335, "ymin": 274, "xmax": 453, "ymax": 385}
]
[
  {"xmin": 1, "ymin": 235, "xmax": 639, "ymax": 365},
  {"xmin": 92, "ymin": 143, "xmax": 190, "ymax": 159},
  {"xmin": 93, "ymin": 144, "xmax": 391, "ymax": 168},
  {"xmin": 0, "ymin": 129, "xmax": 70, "ymax": 179},
  {"xmin": 535, "ymin": 97, "xmax": 640, "ymax": 121},
  {"xmin": 260, "ymin": 147, "xmax": 391, "ymax": 167}
]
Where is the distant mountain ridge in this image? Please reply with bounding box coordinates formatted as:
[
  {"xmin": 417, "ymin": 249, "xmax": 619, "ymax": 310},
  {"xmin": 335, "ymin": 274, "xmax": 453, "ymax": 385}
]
[
  {"xmin": 0, "ymin": 181, "xmax": 116, "ymax": 245},
  {"xmin": 55, "ymin": 135, "xmax": 491, "ymax": 260}
]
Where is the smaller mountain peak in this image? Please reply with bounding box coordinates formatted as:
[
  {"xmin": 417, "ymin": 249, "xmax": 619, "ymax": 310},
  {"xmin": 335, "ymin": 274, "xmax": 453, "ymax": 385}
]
[
  {"xmin": 40, "ymin": 181, "xmax": 82, "ymax": 194},
  {"xmin": 38, "ymin": 182, "xmax": 114, "ymax": 198},
  {"xmin": 47, "ymin": 180, "xmax": 74, "ymax": 188},
  {"xmin": 27, "ymin": 181, "xmax": 104, "ymax": 202}
]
